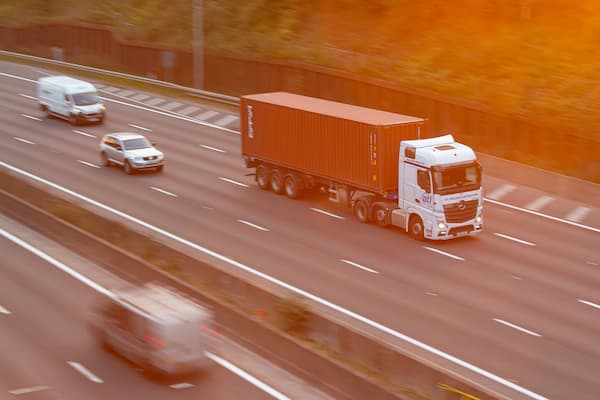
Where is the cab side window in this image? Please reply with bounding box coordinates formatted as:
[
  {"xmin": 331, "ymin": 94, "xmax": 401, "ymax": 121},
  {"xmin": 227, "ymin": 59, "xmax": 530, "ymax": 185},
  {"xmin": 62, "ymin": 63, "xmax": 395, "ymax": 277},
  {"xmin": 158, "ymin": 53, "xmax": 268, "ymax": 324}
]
[{"xmin": 417, "ymin": 170, "xmax": 431, "ymax": 193}]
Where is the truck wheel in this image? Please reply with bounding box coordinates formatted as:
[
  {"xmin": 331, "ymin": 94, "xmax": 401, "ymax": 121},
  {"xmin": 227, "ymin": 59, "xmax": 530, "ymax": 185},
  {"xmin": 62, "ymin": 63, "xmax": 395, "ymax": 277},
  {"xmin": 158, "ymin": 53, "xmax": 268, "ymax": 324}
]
[
  {"xmin": 270, "ymin": 170, "xmax": 284, "ymax": 194},
  {"xmin": 409, "ymin": 215, "xmax": 425, "ymax": 241},
  {"xmin": 374, "ymin": 206, "xmax": 389, "ymax": 227},
  {"xmin": 354, "ymin": 201, "xmax": 369, "ymax": 223},
  {"xmin": 256, "ymin": 165, "xmax": 270, "ymax": 190},
  {"xmin": 284, "ymin": 175, "xmax": 302, "ymax": 199}
]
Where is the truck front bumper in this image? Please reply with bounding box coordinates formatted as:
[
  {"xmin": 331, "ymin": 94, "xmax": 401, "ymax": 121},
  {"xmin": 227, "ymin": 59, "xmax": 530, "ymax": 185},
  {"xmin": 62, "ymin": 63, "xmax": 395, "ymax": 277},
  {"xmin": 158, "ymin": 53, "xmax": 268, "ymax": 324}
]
[{"xmin": 427, "ymin": 220, "xmax": 483, "ymax": 240}]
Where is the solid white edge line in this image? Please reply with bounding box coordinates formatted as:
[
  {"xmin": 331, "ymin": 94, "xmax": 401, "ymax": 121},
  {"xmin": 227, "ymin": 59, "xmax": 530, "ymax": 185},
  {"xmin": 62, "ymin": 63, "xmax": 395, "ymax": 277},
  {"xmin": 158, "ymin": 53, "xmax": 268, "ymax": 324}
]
[
  {"xmin": 309, "ymin": 207, "xmax": 345, "ymax": 220},
  {"xmin": 578, "ymin": 299, "xmax": 600, "ymax": 310},
  {"xmin": 128, "ymin": 123, "xmax": 152, "ymax": 131},
  {"xmin": 0, "ymin": 226, "xmax": 116, "ymax": 300},
  {"xmin": 73, "ymin": 129, "xmax": 96, "ymax": 138},
  {"xmin": 493, "ymin": 319, "xmax": 541, "ymax": 337},
  {"xmin": 13, "ymin": 137, "xmax": 35, "ymax": 145},
  {"xmin": 237, "ymin": 219, "xmax": 269, "ymax": 232},
  {"xmin": 8, "ymin": 386, "xmax": 51, "ymax": 395},
  {"xmin": 206, "ymin": 352, "xmax": 290, "ymax": 400},
  {"xmin": 493, "ymin": 232, "xmax": 536, "ymax": 246},
  {"xmin": 0, "ymin": 305, "xmax": 11, "ymax": 314},
  {"xmin": 200, "ymin": 144, "xmax": 226, "ymax": 153},
  {"xmin": 150, "ymin": 186, "xmax": 177, "ymax": 197},
  {"xmin": 18, "ymin": 93, "xmax": 37, "ymax": 100},
  {"xmin": 1, "ymin": 149, "xmax": 549, "ymax": 400},
  {"xmin": 485, "ymin": 197, "xmax": 600, "ymax": 233},
  {"xmin": 77, "ymin": 160, "xmax": 100, "ymax": 169},
  {"xmin": 67, "ymin": 361, "xmax": 103, "ymax": 383},
  {"xmin": 423, "ymin": 246, "xmax": 464, "ymax": 261},
  {"xmin": 340, "ymin": 259, "xmax": 378, "ymax": 274},
  {"xmin": 20, "ymin": 114, "xmax": 41, "ymax": 121},
  {"xmin": 219, "ymin": 177, "xmax": 248, "ymax": 187}
]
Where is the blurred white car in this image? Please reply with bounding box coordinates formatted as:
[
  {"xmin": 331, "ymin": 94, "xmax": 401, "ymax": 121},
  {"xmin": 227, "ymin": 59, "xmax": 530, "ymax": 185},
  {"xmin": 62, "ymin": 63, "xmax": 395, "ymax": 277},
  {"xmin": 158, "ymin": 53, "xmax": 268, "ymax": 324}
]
[{"xmin": 99, "ymin": 132, "xmax": 164, "ymax": 174}]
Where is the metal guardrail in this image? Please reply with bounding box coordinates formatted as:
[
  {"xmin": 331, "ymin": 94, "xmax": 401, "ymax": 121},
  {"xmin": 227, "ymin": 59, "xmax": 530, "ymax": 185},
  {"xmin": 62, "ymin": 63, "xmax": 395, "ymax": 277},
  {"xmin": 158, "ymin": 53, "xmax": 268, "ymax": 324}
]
[{"xmin": 0, "ymin": 50, "xmax": 241, "ymax": 107}]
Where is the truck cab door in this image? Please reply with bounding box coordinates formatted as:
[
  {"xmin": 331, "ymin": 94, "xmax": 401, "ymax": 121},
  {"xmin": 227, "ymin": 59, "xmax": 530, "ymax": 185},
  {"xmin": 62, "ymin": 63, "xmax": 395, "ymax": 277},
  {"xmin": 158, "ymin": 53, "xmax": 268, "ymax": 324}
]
[{"xmin": 415, "ymin": 169, "xmax": 434, "ymax": 211}]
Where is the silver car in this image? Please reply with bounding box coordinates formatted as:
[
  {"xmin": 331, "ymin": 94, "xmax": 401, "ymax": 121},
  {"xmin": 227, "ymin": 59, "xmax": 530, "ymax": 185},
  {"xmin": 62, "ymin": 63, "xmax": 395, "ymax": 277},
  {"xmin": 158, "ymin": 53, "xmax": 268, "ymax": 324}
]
[{"xmin": 99, "ymin": 132, "xmax": 164, "ymax": 174}]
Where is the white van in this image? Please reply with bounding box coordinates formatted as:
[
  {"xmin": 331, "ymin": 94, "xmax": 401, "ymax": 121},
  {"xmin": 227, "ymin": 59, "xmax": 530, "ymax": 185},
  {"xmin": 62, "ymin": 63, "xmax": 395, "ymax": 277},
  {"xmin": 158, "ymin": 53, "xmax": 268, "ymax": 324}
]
[
  {"xmin": 37, "ymin": 76, "xmax": 105, "ymax": 125},
  {"xmin": 92, "ymin": 282, "xmax": 216, "ymax": 377}
]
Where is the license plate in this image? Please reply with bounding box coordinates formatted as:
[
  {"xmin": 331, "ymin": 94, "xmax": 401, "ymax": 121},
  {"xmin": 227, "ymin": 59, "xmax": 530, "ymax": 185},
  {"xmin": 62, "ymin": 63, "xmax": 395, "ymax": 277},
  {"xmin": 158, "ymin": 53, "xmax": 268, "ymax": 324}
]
[{"xmin": 456, "ymin": 231, "xmax": 469, "ymax": 237}]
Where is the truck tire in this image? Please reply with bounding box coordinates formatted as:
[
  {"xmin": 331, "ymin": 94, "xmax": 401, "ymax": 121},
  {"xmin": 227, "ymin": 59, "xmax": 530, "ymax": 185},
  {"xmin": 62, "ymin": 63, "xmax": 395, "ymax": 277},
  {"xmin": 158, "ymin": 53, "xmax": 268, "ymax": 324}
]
[
  {"xmin": 256, "ymin": 165, "xmax": 271, "ymax": 190},
  {"xmin": 270, "ymin": 170, "xmax": 284, "ymax": 194},
  {"xmin": 284, "ymin": 175, "xmax": 302, "ymax": 199},
  {"xmin": 409, "ymin": 215, "xmax": 425, "ymax": 241},
  {"xmin": 373, "ymin": 206, "xmax": 389, "ymax": 227},
  {"xmin": 354, "ymin": 200, "xmax": 369, "ymax": 223}
]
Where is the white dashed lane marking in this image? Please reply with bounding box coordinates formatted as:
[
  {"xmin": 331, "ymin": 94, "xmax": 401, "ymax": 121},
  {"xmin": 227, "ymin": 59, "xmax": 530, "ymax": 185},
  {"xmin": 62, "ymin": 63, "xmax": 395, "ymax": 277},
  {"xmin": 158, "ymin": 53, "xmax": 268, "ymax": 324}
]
[
  {"xmin": 487, "ymin": 184, "xmax": 516, "ymax": 200},
  {"xmin": 68, "ymin": 362, "xmax": 103, "ymax": 383},
  {"xmin": 21, "ymin": 114, "xmax": 41, "ymax": 121},
  {"xmin": 77, "ymin": 160, "xmax": 100, "ymax": 169},
  {"xmin": 0, "ymin": 305, "xmax": 11, "ymax": 314},
  {"xmin": 525, "ymin": 195, "xmax": 554, "ymax": 211},
  {"xmin": 214, "ymin": 115, "xmax": 239, "ymax": 126},
  {"xmin": 340, "ymin": 259, "xmax": 378, "ymax": 274},
  {"xmin": 200, "ymin": 144, "xmax": 225, "ymax": 153},
  {"xmin": 117, "ymin": 90, "xmax": 134, "ymax": 97},
  {"xmin": 150, "ymin": 186, "xmax": 177, "ymax": 197},
  {"xmin": 73, "ymin": 130, "xmax": 96, "ymax": 138},
  {"xmin": 565, "ymin": 206, "xmax": 591, "ymax": 222},
  {"xmin": 423, "ymin": 246, "xmax": 464, "ymax": 261},
  {"xmin": 128, "ymin": 123, "xmax": 152, "ymax": 131},
  {"xmin": 310, "ymin": 208, "xmax": 345, "ymax": 220},
  {"xmin": 237, "ymin": 219, "xmax": 269, "ymax": 232},
  {"xmin": 178, "ymin": 106, "xmax": 200, "ymax": 115},
  {"xmin": 8, "ymin": 386, "xmax": 51, "ymax": 395},
  {"xmin": 102, "ymin": 86, "xmax": 120, "ymax": 93},
  {"xmin": 195, "ymin": 110, "xmax": 218, "ymax": 121},
  {"xmin": 578, "ymin": 299, "xmax": 600, "ymax": 310},
  {"xmin": 131, "ymin": 94, "xmax": 150, "ymax": 101},
  {"xmin": 493, "ymin": 319, "xmax": 541, "ymax": 337},
  {"xmin": 219, "ymin": 177, "xmax": 248, "ymax": 187},
  {"xmin": 493, "ymin": 232, "xmax": 535, "ymax": 247},
  {"xmin": 14, "ymin": 137, "xmax": 35, "ymax": 145},
  {"xmin": 170, "ymin": 383, "xmax": 195, "ymax": 390},
  {"xmin": 19, "ymin": 93, "xmax": 37, "ymax": 100}
]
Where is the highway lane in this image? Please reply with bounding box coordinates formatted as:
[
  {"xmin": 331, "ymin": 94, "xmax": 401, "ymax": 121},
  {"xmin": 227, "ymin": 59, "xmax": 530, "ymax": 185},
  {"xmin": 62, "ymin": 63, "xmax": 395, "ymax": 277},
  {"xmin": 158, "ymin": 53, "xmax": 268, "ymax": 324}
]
[
  {"xmin": 0, "ymin": 225, "xmax": 322, "ymax": 400},
  {"xmin": 2, "ymin": 60, "xmax": 600, "ymax": 400}
]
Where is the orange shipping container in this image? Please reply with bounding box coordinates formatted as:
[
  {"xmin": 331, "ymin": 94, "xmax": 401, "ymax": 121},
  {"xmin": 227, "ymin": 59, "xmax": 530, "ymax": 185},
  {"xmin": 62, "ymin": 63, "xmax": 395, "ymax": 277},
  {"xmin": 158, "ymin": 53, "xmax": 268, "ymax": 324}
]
[{"xmin": 241, "ymin": 92, "xmax": 428, "ymax": 195}]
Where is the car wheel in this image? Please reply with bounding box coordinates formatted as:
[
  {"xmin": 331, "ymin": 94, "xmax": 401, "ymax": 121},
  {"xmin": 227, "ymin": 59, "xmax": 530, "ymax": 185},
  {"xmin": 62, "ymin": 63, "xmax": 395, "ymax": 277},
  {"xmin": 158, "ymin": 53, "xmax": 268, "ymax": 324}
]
[
  {"xmin": 124, "ymin": 160, "xmax": 133, "ymax": 175},
  {"xmin": 256, "ymin": 165, "xmax": 270, "ymax": 190},
  {"xmin": 374, "ymin": 206, "xmax": 389, "ymax": 227},
  {"xmin": 409, "ymin": 215, "xmax": 425, "ymax": 241},
  {"xmin": 156, "ymin": 165, "xmax": 163, "ymax": 173},
  {"xmin": 354, "ymin": 200, "xmax": 369, "ymax": 223},
  {"xmin": 284, "ymin": 175, "xmax": 302, "ymax": 199},
  {"xmin": 270, "ymin": 170, "xmax": 284, "ymax": 194},
  {"xmin": 100, "ymin": 151, "xmax": 110, "ymax": 167},
  {"xmin": 69, "ymin": 114, "xmax": 78, "ymax": 126}
]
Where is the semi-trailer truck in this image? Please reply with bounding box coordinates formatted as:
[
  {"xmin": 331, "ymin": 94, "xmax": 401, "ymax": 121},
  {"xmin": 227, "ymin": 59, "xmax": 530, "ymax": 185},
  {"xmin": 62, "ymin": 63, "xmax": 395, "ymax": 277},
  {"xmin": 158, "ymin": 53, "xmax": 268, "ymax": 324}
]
[{"xmin": 241, "ymin": 92, "xmax": 483, "ymax": 240}]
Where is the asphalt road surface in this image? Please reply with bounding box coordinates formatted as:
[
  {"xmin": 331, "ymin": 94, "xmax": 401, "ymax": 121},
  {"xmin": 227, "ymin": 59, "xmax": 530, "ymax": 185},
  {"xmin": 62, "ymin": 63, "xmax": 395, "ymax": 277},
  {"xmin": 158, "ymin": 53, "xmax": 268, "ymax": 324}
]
[{"xmin": 1, "ymin": 60, "xmax": 599, "ymax": 400}]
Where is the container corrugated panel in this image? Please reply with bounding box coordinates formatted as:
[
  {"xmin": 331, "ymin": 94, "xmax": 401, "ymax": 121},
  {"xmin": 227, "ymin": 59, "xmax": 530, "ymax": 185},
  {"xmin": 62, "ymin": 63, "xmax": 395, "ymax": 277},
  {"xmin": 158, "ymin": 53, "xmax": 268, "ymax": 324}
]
[{"xmin": 241, "ymin": 92, "xmax": 428, "ymax": 194}]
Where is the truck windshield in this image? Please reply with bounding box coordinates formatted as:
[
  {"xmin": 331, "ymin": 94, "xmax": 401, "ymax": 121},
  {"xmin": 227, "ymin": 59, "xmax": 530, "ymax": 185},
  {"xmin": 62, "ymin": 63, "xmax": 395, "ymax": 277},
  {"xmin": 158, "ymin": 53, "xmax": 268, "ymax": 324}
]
[
  {"xmin": 432, "ymin": 162, "xmax": 481, "ymax": 195},
  {"xmin": 72, "ymin": 92, "xmax": 99, "ymax": 106}
]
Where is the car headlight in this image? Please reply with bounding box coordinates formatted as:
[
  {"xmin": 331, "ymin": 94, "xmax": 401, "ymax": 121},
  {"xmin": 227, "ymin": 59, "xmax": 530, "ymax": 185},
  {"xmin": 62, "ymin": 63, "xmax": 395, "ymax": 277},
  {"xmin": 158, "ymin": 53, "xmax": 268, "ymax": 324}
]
[
  {"xmin": 72, "ymin": 108, "xmax": 81, "ymax": 114},
  {"xmin": 100, "ymin": 104, "xmax": 106, "ymax": 111}
]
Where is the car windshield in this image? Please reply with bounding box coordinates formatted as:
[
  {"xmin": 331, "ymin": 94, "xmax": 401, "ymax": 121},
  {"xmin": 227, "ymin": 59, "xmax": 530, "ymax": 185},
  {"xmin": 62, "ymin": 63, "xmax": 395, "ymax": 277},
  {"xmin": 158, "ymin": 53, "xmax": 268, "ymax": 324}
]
[
  {"xmin": 72, "ymin": 92, "xmax": 99, "ymax": 106},
  {"xmin": 432, "ymin": 162, "xmax": 481, "ymax": 195},
  {"xmin": 123, "ymin": 138, "xmax": 152, "ymax": 150}
]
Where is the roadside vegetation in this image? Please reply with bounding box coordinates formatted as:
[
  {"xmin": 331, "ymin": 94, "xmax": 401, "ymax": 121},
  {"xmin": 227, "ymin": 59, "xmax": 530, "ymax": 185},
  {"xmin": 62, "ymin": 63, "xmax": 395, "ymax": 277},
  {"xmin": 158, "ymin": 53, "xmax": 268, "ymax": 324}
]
[{"xmin": 2, "ymin": 0, "xmax": 599, "ymax": 137}]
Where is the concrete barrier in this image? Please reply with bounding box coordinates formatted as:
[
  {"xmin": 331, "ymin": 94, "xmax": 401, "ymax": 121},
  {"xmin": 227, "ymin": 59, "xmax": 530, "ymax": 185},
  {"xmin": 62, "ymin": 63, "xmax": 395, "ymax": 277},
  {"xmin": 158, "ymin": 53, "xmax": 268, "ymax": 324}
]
[{"xmin": 1, "ymin": 168, "xmax": 498, "ymax": 400}]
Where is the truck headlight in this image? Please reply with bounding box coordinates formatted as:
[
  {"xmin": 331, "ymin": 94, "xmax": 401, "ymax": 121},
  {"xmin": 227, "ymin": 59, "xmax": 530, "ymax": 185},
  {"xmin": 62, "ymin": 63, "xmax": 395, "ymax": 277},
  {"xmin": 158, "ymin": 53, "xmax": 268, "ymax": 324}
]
[
  {"xmin": 437, "ymin": 221, "xmax": 446, "ymax": 229},
  {"xmin": 100, "ymin": 104, "xmax": 106, "ymax": 111},
  {"xmin": 476, "ymin": 216, "xmax": 482, "ymax": 223}
]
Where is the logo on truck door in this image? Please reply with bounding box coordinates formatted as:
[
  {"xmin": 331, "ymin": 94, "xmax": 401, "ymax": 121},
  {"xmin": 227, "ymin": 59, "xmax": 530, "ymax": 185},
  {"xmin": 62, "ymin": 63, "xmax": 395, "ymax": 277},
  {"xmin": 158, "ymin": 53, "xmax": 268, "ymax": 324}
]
[{"xmin": 247, "ymin": 105, "xmax": 254, "ymax": 139}]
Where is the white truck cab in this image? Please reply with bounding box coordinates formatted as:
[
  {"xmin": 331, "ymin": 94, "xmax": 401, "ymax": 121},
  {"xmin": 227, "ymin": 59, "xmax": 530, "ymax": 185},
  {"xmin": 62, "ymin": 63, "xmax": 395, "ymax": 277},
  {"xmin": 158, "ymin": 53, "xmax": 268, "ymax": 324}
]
[
  {"xmin": 37, "ymin": 76, "xmax": 105, "ymax": 125},
  {"xmin": 396, "ymin": 135, "xmax": 483, "ymax": 240}
]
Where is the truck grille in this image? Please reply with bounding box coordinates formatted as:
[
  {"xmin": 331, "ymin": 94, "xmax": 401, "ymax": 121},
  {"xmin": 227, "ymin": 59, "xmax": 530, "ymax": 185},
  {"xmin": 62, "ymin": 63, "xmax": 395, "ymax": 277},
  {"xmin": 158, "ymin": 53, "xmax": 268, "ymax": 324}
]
[{"xmin": 443, "ymin": 200, "xmax": 478, "ymax": 223}]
